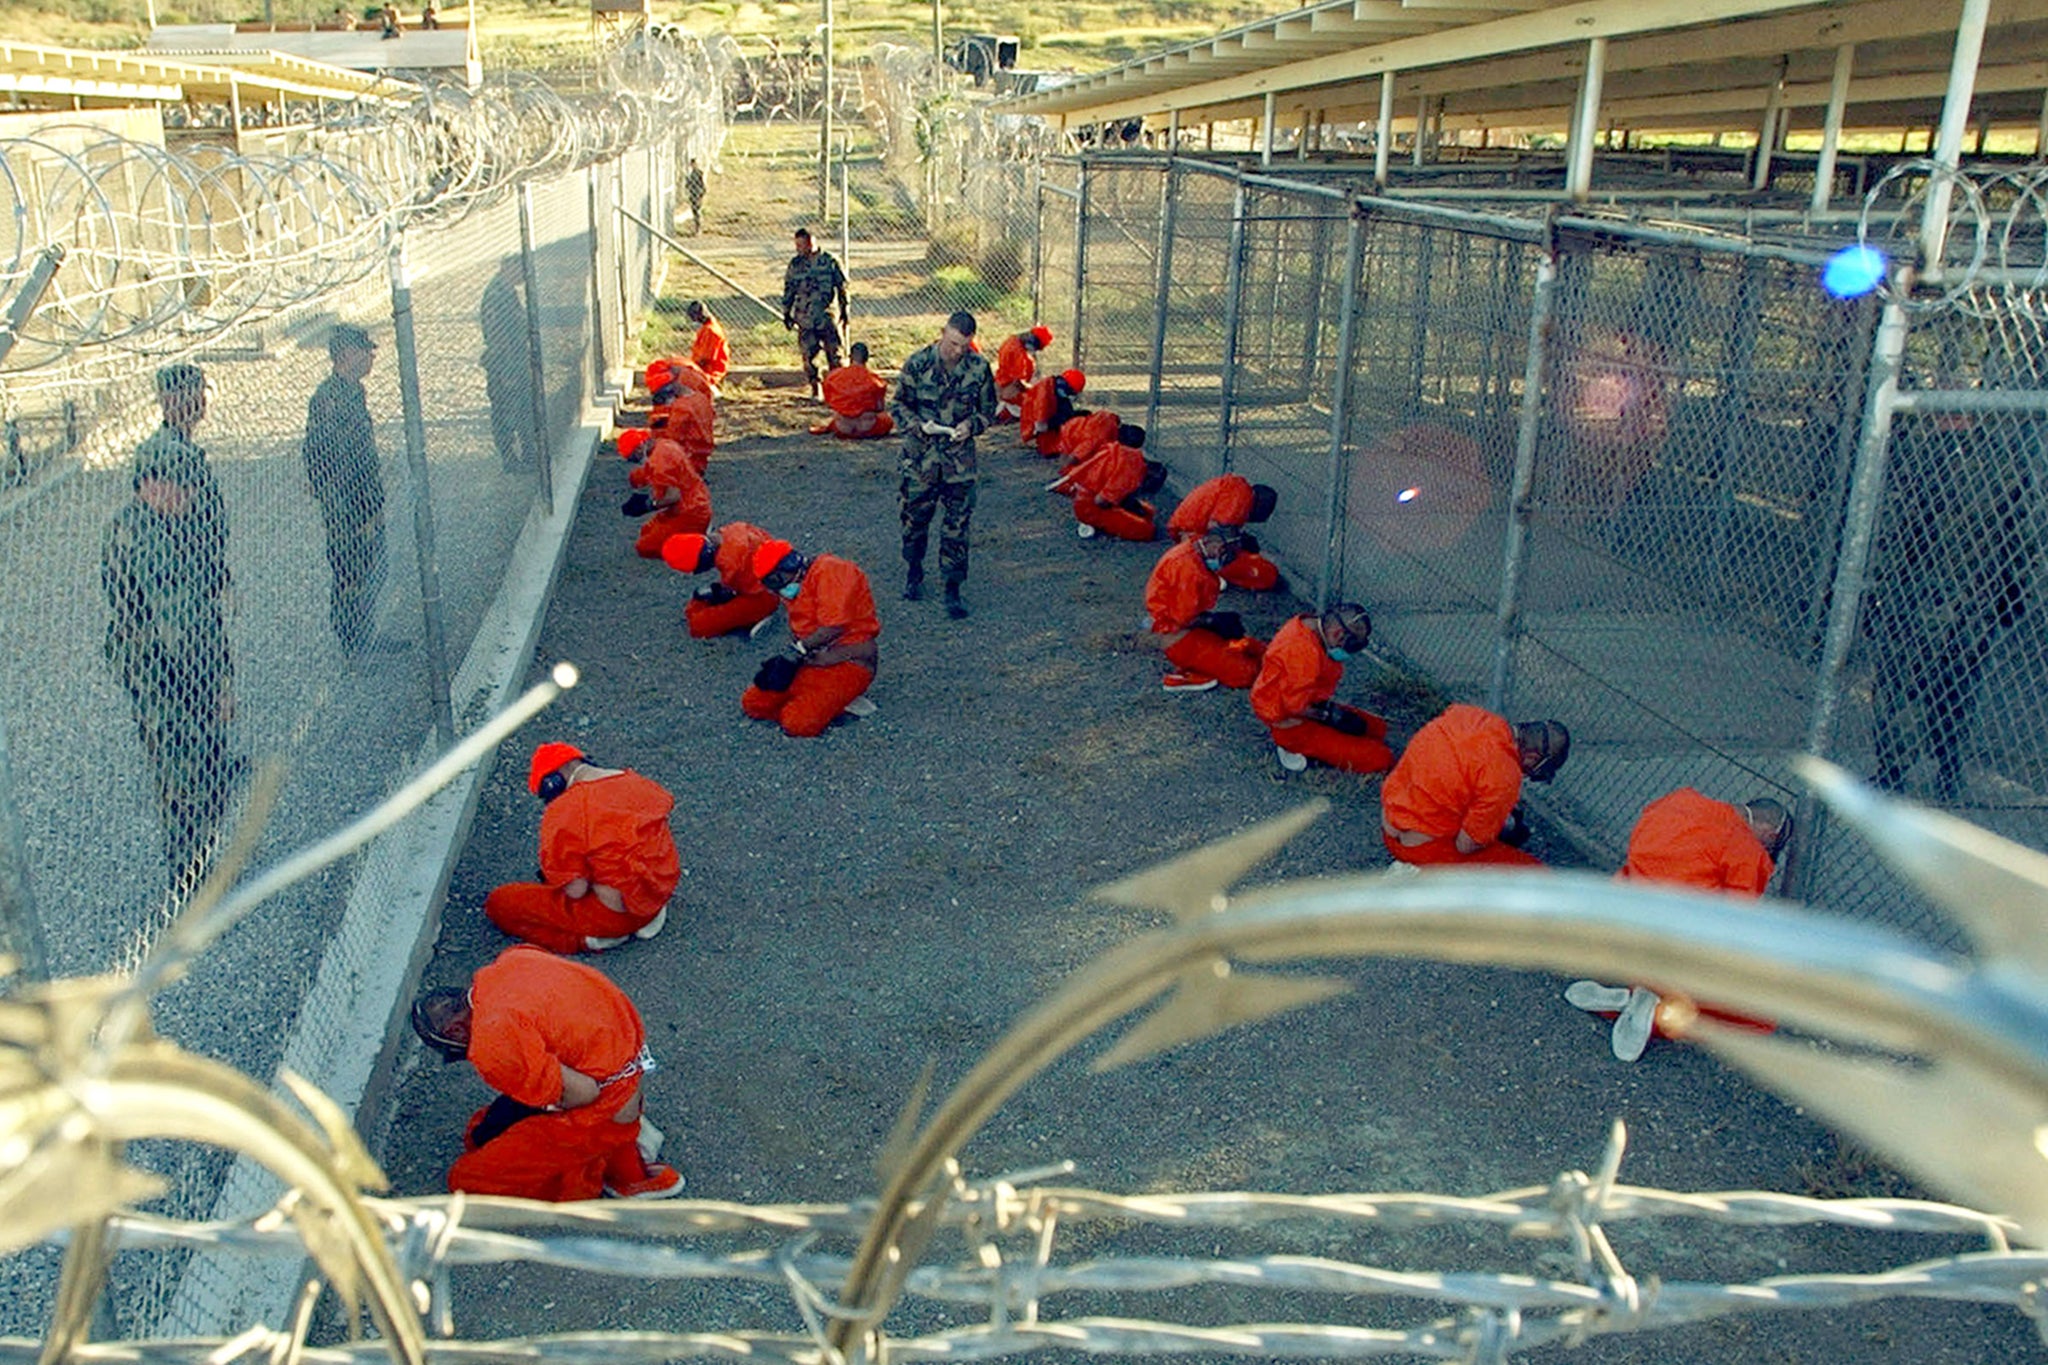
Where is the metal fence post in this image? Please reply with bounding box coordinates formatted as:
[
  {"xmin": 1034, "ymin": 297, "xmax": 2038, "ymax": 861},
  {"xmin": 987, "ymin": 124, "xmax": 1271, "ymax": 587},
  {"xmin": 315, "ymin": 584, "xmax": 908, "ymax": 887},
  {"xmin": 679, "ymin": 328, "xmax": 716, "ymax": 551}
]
[
  {"xmin": 1144, "ymin": 157, "xmax": 1180, "ymax": 440},
  {"xmin": 1031, "ymin": 182, "xmax": 1046, "ymax": 324},
  {"xmin": 612, "ymin": 162, "xmax": 631, "ymax": 367},
  {"xmin": 1218, "ymin": 172, "xmax": 1249, "ymax": 472},
  {"xmin": 1487, "ymin": 248, "xmax": 1559, "ymax": 713},
  {"xmin": 1406, "ymin": 227, "xmax": 1435, "ymax": 415},
  {"xmin": 0, "ymin": 707, "xmax": 48, "ymax": 983},
  {"xmin": 1315, "ymin": 206, "xmax": 1366, "ymax": 611},
  {"xmin": 517, "ymin": 182, "xmax": 555, "ymax": 516},
  {"xmin": 387, "ymin": 235, "xmax": 455, "ymax": 746},
  {"xmin": 1781, "ymin": 296, "xmax": 1913, "ymax": 900},
  {"xmin": 1070, "ymin": 159, "xmax": 1090, "ymax": 370},
  {"xmin": 587, "ymin": 165, "xmax": 609, "ymax": 396}
]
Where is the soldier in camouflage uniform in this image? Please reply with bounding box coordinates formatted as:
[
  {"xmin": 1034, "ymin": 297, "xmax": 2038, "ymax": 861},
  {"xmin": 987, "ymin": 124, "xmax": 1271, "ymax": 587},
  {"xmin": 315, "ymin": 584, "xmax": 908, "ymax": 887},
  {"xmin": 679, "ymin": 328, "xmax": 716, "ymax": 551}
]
[
  {"xmin": 103, "ymin": 363, "xmax": 245, "ymax": 891},
  {"xmin": 888, "ymin": 310, "xmax": 998, "ymax": 620},
  {"xmin": 781, "ymin": 227, "xmax": 848, "ymax": 399},
  {"xmin": 302, "ymin": 324, "xmax": 389, "ymax": 653}
]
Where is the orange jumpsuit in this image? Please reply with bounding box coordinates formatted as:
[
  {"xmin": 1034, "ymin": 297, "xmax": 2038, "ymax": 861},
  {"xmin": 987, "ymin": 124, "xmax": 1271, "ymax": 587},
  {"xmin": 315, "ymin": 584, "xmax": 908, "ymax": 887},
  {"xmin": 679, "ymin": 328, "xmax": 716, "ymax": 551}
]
[
  {"xmin": 1251, "ymin": 615, "xmax": 1393, "ymax": 773},
  {"xmin": 446, "ymin": 945, "xmax": 661, "ymax": 1201},
  {"xmin": 485, "ymin": 770, "xmax": 681, "ymax": 953},
  {"xmin": 684, "ymin": 520, "xmax": 780, "ymax": 639},
  {"xmin": 1167, "ymin": 474, "xmax": 1281, "ymax": 591},
  {"xmin": 742, "ymin": 553, "xmax": 879, "ymax": 737},
  {"xmin": 1053, "ymin": 410, "xmax": 1120, "ymax": 472},
  {"xmin": 1143, "ymin": 538, "xmax": 1265, "ymax": 688},
  {"xmin": 1065, "ymin": 440, "xmax": 1157, "ymax": 541},
  {"xmin": 690, "ymin": 318, "xmax": 730, "ymax": 387},
  {"xmin": 629, "ymin": 437, "xmax": 712, "ymax": 559},
  {"xmin": 1616, "ymin": 787, "xmax": 1778, "ymax": 1038},
  {"xmin": 1380, "ymin": 703, "xmax": 1540, "ymax": 867},
  {"xmin": 810, "ymin": 364, "xmax": 895, "ymax": 439},
  {"xmin": 649, "ymin": 384, "xmax": 715, "ymax": 475},
  {"xmin": 994, "ymin": 334, "xmax": 1037, "ymax": 407},
  {"xmin": 1018, "ymin": 377, "xmax": 1071, "ymax": 456}
]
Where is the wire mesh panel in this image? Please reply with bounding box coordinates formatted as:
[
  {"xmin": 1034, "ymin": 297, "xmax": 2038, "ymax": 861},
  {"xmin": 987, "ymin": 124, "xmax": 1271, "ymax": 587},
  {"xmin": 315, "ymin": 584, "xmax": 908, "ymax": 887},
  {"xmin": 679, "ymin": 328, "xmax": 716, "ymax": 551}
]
[
  {"xmin": 1223, "ymin": 186, "xmax": 1353, "ymax": 591},
  {"xmin": 1035, "ymin": 164, "xmax": 1079, "ymax": 376},
  {"xmin": 1502, "ymin": 236, "xmax": 1878, "ymax": 887},
  {"xmin": 1150, "ymin": 163, "xmax": 1237, "ymax": 485},
  {"xmin": 1073, "ymin": 160, "xmax": 1163, "ymax": 422},
  {"xmin": 529, "ymin": 171, "xmax": 602, "ymax": 473},
  {"xmin": 1334, "ymin": 215, "xmax": 1542, "ymax": 699}
]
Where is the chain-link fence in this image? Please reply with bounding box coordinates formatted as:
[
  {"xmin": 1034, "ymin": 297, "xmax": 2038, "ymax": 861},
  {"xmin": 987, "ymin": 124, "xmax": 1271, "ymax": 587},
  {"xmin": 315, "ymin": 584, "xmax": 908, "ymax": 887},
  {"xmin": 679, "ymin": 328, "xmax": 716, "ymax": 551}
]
[
  {"xmin": 0, "ymin": 100, "xmax": 687, "ymax": 1341},
  {"xmin": 1024, "ymin": 151, "xmax": 2048, "ymax": 951}
]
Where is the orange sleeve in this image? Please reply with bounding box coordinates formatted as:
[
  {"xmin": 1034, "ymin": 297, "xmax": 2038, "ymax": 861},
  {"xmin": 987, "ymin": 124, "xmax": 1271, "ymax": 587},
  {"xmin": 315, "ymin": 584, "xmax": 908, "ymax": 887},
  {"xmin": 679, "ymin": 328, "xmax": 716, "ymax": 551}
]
[
  {"xmin": 578, "ymin": 774, "xmax": 680, "ymax": 916},
  {"xmin": 692, "ymin": 323, "xmax": 729, "ymax": 381},
  {"xmin": 537, "ymin": 788, "xmax": 595, "ymax": 886},
  {"xmin": 1622, "ymin": 791, "xmax": 1774, "ymax": 895},
  {"xmin": 643, "ymin": 440, "xmax": 700, "ymax": 498},
  {"xmin": 1460, "ymin": 745, "xmax": 1524, "ymax": 846},
  {"xmin": 1019, "ymin": 381, "xmax": 1051, "ymax": 439},
  {"xmin": 995, "ymin": 336, "xmax": 1033, "ymax": 389},
  {"xmin": 674, "ymin": 391, "xmax": 715, "ymax": 458},
  {"xmin": 1144, "ymin": 543, "xmax": 1214, "ymax": 633},
  {"xmin": 718, "ymin": 521, "xmax": 770, "ymax": 592},
  {"xmin": 1383, "ymin": 706, "xmax": 1521, "ymax": 843},
  {"xmin": 1168, "ymin": 479, "xmax": 1221, "ymax": 538},
  {"xmin": 1094, "ymin": 445, "xmax": 1146, "ymax": 503},
  {"xmin": 1250, "ymin": 617, "xmax": 1326, "ymax": 726},
  {"xmin": 796, "ymin": 557, "xmax": 879, "ymax": 643},
  {"xmin": 823, "ymin": 366, "xmax": 886, "ymax": 417}
]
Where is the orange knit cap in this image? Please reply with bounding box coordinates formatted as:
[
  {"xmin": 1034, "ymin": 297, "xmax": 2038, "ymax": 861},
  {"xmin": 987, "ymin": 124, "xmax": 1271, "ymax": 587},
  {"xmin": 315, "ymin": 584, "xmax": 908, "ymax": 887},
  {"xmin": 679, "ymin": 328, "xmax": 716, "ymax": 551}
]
[
  {"xmin": 618, "ymin": 428, "xmax": 651, "ymax": 460},
  {"xmin": 1030, "ymin": 324, "xmax": 1052, "ymax": 347},
  {"xmin": 527, "ymin": 742, "xmax": 585, "ymax": 794},
  {"xmin": 751, "ymin": 538, "xmax": 797, "ymax": 583},
  {"xmin": 662, "ymin": 533, "xmax": 709, "ymax": 573},
  {"xmin": 1060, "ymin": 369, "xmax": 1086, "ymax": 392}
]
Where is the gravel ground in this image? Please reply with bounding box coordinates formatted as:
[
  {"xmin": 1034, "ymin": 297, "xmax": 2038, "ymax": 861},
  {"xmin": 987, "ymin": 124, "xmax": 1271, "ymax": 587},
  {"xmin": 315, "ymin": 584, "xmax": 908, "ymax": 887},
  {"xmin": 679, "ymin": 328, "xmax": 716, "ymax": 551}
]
[{"xmin": 375, "ymin": 373, "xmax": 2040, "ymax": 1364}]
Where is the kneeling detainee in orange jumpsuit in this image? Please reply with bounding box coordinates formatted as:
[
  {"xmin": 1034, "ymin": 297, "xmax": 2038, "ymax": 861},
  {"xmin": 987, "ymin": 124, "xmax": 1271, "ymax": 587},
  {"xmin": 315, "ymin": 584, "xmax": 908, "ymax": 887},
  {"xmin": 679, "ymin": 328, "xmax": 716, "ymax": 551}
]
[
  {"xmin": 994, "ymin": 324, "xmax": 1049, "ymax": 417},
  {"xmin": 808, "ymin": 342, "xmax": 896, "ymax": 439},
  {"xmin": 1167, "ymin": 474, "xmax": 1282, "ymax": 591},
  {"xmin": 1143, "ymin": 528, "xmax": 1265, "ymax": 692},
  {"xmin": 743, "ymin": 539, "xmax": 879, "ymax": 737},
  {"xmin": 1057, "ymin": 423, "xmax": 1166, "ymax": 541},
  {"xmin": 685, "ymin": 301, "xmax": 729, "ymax": 390},
  {"xmin": 1565, "ymin": 788, "xmax": 1791, "ymax": 1060},
  {"xmin": 1051, "ymin": 407, "xmax": 1120, "ymax": 474},
  {"xmin": 484, "ymin": 743, "xmax": 680, "ymax": 954},
  {"xmin": 411, "ymin": 945, "xmax": 684, "ymax": 1200},
  {"xmin": 663, "ymin": 523, "xmax": 781, "ymax": 638},
  {"xmin": 649, "ymin": 370, "xmax": 716, "ymax": 475},
  {"xmin": 1019, "ymin": 369, "xmax": 1083, "ymax": 456},
  {"xmin": 623, "ymin": 431, "xmax": 712, "ymax": 559},
  {"xmin": 1251, "ymin": 603, "xmax": 1393, "ymax": 774},
  {"xmin": 1380, "ymin": 704, "xmax": 1570, "ymax": 867}
]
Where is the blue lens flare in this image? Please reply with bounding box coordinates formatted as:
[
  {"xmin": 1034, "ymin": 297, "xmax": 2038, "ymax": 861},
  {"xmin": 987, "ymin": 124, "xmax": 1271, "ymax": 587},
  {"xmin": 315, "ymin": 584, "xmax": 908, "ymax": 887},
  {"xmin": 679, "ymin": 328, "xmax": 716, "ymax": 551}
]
[{"xmin": 1823, "ymin": 245, "xmax": 1886, "ymax": 299}]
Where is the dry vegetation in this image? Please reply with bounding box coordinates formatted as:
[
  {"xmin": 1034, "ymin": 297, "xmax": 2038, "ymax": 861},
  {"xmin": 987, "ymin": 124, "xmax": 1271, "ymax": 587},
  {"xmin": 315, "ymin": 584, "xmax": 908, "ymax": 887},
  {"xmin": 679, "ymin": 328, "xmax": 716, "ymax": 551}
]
[{"xmin": 0, "ymin": 0, "xmax": 1274, "ymax": 70}]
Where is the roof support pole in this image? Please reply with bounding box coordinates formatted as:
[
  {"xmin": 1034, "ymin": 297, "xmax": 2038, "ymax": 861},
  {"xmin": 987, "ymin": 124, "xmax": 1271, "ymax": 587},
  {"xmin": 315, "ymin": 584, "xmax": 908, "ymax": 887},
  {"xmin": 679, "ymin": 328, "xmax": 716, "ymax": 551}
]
[
  {"xmin": 1752, "ymin": 57, "xmax": 1786, "ymax": 191},
  {"xmin": 1922, "ymin": 0, "xmax": 1991, "ymax": 267},
  {"xmin": 1297, "ymin": 107, "xmax": 1311, "ymax": 160},
  {"xmin": 1811, "ymin": 43, "xmax": 1855, "ymax": 215},
  {"xmin": 1261, "ymin": 89, "xmax": 1276, "ymax": 166},
  {"xmin": 2037, "ymin": 87, "xmax": 2047, "ymax": 157},
  {"xmin": 1374, "ymin": 70, "xmax": 1393, "ymax": 189},
  {"xmin": 1565, "ymin": 36, "xmax": 1606, "ymax": 202},
  {"xmin": 1412, "ymin": 93, "xmax": 1427, "ymax": 166}
]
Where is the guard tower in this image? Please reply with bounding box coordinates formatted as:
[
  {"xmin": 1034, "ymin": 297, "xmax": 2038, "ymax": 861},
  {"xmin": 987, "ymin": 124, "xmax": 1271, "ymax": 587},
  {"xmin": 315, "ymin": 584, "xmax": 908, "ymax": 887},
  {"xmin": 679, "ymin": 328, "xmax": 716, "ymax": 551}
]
[{"xmin": 590, "ymin": 0, "xmax": 649, "ymax": 49}]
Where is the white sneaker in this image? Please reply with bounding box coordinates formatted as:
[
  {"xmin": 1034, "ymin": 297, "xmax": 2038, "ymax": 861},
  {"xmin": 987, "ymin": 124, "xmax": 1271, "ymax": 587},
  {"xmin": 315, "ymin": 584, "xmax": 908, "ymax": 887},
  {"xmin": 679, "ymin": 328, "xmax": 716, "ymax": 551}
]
[
  {"xmin": 1275, "ymin": 746, "xmax": 1307, "ymax": 773},
  {"xmin": 583, "ymin": 932, "xmax": 630, "ymax": 951},
  {"xmin": 633, "ymin": 905, "xmax": 668, "ymax": 941},
  {"xmin": 637, "ymin": 1117, "xmax": 665, "ymax": 1162},
  {"xmin": 844, "ymin": 695, "xmax": 878, "ymax": 717},
  {"xmin": 1612, "ymin": 987, "xmax": 1661, "ymax": 1062},
  {"xmin": 748, "ymin": 614, "xmax": 778, "ymax": 640},
  {"xmin": 1076, "ymin": 523, "xmax": 1097, "ymax": 539},
  {"xmin": 1564, "ymin": 980, "xmax": 1632, "ymax": 1013}
]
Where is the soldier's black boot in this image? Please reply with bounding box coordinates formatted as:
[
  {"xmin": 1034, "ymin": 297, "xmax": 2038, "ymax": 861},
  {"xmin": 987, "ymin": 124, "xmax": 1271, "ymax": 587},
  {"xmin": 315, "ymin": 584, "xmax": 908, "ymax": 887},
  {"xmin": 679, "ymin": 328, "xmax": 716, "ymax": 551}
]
[
  {"xmin": 944, "ymin": 581, "xmax": 969, "ymax": 620},
  {"xmin": 903, "ymin": 571, "xmax": 924, "ymax": 602}
]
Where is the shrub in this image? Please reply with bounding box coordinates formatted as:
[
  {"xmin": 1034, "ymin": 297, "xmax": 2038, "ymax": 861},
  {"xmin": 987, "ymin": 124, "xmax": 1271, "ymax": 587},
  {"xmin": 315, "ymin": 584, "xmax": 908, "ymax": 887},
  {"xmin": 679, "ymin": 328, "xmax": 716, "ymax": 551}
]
[
  {"xmin": 979, "ymin": 239, "xmax": 1026, "ymax": 294},
  {"xmin": 933, "ymin": 264, "xmax": 999, "ymax": 312},
  {"xmin": 924, "ymin": 224, "xmax": 977, "ymax": 270}
]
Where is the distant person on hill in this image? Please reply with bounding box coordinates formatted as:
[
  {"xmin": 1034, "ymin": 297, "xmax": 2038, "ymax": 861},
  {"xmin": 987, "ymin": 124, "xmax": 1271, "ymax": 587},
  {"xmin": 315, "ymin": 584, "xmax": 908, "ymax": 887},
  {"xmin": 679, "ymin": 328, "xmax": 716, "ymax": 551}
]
[
  {"xmin": 685, "ymin": 160, "xmax": 707, "ymax": 232},
  {"xmin": 420, "ymin": 3, "xmax": 440, "ymax": 27}
]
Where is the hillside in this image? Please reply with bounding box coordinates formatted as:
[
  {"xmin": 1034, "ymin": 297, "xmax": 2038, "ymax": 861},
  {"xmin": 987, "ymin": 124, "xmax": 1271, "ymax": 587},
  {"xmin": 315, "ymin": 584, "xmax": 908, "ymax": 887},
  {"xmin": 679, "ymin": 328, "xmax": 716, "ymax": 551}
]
[{"xmin": 0, "ymin": 0, "xmax": 1273, "ymax": 72}]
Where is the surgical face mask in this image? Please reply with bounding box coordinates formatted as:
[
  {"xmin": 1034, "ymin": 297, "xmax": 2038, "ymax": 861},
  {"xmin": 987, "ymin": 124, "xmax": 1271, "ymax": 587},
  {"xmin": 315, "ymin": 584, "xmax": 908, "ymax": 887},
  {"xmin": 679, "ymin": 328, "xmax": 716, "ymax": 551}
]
[
  {"xmin": 1328, "ymin": 646, "xmax": 1352, "ymax": 662},
  {"xmin": 1202, "ymin": 556, "xmax": 1223, "ymax": 572},
  {"xmin": 778, "ymin": 582, "xmax": 801, "ymax": 600}
]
